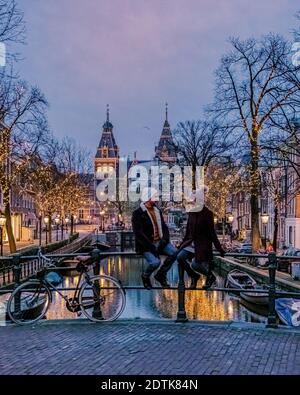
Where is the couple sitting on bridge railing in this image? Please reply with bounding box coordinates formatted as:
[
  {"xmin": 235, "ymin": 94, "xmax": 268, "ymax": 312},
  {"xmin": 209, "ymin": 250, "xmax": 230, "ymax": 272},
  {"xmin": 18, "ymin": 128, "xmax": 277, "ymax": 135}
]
[{"xmin": 132, "ymin": 186, "xmax": 225, "ymax": 290}]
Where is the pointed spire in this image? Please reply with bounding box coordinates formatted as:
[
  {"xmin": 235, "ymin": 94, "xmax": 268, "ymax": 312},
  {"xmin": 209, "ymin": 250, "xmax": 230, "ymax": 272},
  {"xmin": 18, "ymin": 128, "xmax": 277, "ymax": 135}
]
[
  {"xmin": 155, "ymin": 102, "xmax": 176, "ymax": 163},
  {"xmin": 106, "ymin": 104, "xmax": 110, "ymax": 122},
  {"xmin": 165, "ymin": 102, "xmax": 168, "ymax": 122},
  {"xmin": 163, "ymin": 102, "xmax": 170, "ymax": 128}
]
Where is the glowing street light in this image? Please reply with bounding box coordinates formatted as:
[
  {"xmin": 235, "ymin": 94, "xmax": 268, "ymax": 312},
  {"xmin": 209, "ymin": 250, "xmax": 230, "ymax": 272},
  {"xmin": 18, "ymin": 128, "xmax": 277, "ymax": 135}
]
[
  {"xmin": 44, "ymin": 216, "xmax": 49, "ymax": 245},
  {"xmin": 0, "ymin": 214, "xmax": 7, "ymax": 256},
  {"xmin": 261, "ymin": 212, "xmax": 269, "ymax": 249},
  {"xmin": 54, "ymin": 217, "xmax": 60, "ymax": 241}
]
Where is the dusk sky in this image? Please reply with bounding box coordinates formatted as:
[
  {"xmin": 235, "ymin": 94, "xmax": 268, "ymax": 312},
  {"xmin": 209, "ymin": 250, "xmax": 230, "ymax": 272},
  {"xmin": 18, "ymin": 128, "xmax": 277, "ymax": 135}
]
[{"xmin": 17, "ymin": 0, "xmax": 299, "ymax": 160}]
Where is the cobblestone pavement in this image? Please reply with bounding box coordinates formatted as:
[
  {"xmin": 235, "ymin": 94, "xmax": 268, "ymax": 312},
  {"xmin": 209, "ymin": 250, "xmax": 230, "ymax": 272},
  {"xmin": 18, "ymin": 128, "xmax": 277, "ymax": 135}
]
[{"xmin": 1, "ymin": 320, "xmax": 300, "ymax": 375}]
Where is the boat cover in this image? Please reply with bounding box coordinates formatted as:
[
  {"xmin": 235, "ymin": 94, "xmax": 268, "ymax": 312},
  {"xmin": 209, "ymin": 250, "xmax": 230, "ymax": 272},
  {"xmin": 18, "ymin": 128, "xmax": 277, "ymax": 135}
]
[{"xmin": 275, "ymin": 298, "xmax": 300, "ymax": 327}]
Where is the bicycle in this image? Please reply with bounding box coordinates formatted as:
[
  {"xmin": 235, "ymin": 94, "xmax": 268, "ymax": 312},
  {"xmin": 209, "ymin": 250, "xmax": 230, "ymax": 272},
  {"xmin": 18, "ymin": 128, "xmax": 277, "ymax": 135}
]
[{"xmin": 7, "ymin": 249, "xmax": 126, "ymax": 325}]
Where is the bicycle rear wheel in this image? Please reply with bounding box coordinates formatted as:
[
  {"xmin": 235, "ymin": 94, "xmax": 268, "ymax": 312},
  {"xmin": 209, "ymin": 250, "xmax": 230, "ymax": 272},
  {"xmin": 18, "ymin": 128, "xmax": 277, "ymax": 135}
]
[
  {"xmin": 79, "ymin": 275, "xmax": 126, "ymax": 322},
  {"xmin": 7, "ymin": 281, "xmax": 51, "ymax": 325}
]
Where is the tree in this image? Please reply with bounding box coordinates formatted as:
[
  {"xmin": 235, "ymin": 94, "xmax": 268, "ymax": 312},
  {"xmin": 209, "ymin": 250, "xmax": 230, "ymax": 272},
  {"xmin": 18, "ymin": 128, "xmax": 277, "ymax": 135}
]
[
  {"xmin": 0, "ymin": 0, "xmax": 25, "ymax": 65},
  {"xmin": 0, "ymin": 1, "xmax": 25, "ymax": 42},
  {"xmin": 210, "ymin": 34, "xmax": 300, "ymax": 250},
  {"xmin": 206, "ymin": 165, "xmax": 243, "ymax": 219},
  {"xmin": 172, "ymin": 120, "xmax": 233, "ymax": 190},
  {"xmin": 0, "ymin": 80, "xmax": 48, "ymax": 252},
  {"xmin": 52, "ymin": 137, "xmax": 91, "ymax": 235}
]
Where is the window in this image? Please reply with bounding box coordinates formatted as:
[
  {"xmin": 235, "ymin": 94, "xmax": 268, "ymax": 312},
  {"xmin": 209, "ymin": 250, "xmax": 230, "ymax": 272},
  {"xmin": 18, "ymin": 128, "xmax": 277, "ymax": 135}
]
[
  {"xmin": 289, "ymin": 226, "xmax": 293, "ymax": 245},
  {"xmin": 102, "ymin": 147, "xmax": 108, "ymax": 158}
]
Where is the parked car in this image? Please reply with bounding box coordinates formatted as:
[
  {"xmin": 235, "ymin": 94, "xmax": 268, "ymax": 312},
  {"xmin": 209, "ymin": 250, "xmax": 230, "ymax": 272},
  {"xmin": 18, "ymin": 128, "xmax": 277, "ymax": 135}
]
[
  {"xmin": 238, "ymin": 243, "xmax": 253, "ymax": 254},
  {"xmin": 277, "ymin": 247, "xmax": 300, "ymax": 274}
]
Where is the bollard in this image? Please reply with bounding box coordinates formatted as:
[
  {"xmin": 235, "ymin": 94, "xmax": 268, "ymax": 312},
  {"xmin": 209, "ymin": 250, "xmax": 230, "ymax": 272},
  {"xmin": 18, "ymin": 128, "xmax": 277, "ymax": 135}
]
[
  {"xmin": 12, "ymin": 254, "xmax": 22, "ymax": 285},
  {"xmin": 91, "ymin": 248, "xmax": 103, "ymax": 319},
  {"xmin": 176, "ymin": 264, "xmax": 188, "ymax": 323},
  {"xmin": 266, "ymin": 252, "xmax": 278, "ymax": 329},
  {"xmin": 12, "ymin": 254, "xmax": 22, "ymax": 314}
]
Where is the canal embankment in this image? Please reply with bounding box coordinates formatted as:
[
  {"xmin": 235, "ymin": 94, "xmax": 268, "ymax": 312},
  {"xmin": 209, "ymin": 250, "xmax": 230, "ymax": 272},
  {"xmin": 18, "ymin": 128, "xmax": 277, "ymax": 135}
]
[{"xmin": 215, "ymin": 256, "xmax": 300, "ymax": 293}]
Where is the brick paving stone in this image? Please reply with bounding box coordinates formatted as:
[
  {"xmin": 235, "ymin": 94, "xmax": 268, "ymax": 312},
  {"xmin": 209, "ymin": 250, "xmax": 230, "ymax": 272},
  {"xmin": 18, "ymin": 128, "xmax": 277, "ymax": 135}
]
[{"xmin": 0, "ymin": 321, "xmax": 300, "ymax": 375}]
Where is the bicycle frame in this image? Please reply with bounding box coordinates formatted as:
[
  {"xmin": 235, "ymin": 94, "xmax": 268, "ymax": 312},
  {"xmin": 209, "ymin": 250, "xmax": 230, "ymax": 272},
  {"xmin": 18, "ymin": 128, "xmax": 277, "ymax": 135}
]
[{"xmin": 41, "ymin": 269, "xmax": 92, "ymax": 304}]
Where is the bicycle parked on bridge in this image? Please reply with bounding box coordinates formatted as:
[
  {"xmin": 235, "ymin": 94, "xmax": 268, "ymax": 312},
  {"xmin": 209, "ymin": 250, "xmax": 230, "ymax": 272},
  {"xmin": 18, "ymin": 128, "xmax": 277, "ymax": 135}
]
[{"xmin": 7, "ymin": 249, "xmax": 126, "ymax": 325}]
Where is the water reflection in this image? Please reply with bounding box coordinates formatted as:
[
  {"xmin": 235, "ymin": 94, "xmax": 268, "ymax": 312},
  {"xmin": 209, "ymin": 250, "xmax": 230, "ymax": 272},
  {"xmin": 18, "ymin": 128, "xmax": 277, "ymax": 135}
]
[{"xmin": 0, "ymin": 256, "xmax": 267, "ymax": 324}]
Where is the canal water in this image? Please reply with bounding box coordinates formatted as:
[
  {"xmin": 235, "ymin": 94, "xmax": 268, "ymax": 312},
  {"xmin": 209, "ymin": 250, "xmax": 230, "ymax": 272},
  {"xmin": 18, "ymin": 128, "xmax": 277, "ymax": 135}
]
[
  {"xmin": 0, "ymin": 256, "xmax": 268, "ymax": 324},
  {"xmin": 46, "ymin": 256, "xmax": 267, "ymax": 323}
]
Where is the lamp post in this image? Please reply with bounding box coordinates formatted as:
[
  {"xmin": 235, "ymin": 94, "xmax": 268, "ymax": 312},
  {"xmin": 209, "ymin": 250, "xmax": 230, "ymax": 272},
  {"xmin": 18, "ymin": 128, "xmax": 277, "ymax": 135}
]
[
  {"xmin": 38, "ymin": 214, "xmax": 42, "ymax": 246},
  {"xmin": 227, "ymin": 213, "xmax": 234, "ymax": 242},
  {"xmin": 65, "ymin": 217, "xmax": 70, "ymax": 234},
  {"xmin": 44, "ymin": 216, "xmax": 49, "ymax": 245},
  {"xmin": 100, "ymin": 210, "xmax": 105, "ymax": 232},
  {"xmin": 73, "ymin": 215, "xmax": 77, "ymax": 233},
  {"xmin": 55, "ymin": 217, "xmax": 60, "ymax": 241},
  {"xmin": 0, "ymin": 214, "xmax": 7, "ymax": 256},
  {"xmin": 61, "ymin": 217, "xmax": 64, "ymax": 241},
  {"xmin": 261, "ymin": 212, "xmax": 269, "ymax": 250}
]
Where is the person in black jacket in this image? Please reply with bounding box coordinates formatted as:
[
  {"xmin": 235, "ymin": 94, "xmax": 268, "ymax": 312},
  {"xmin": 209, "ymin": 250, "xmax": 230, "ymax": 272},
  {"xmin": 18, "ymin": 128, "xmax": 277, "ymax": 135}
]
[
  {"xmin": 131, "ymin": 187, "xmax": 177, "ymax": 290},
  {"xmin": 177, "ymin": 187, "xmax": 225, "ymax": 289}
]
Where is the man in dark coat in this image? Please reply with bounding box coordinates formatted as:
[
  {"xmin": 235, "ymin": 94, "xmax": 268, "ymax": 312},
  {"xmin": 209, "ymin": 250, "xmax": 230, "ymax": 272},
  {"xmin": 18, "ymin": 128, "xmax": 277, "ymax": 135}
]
[
  {"xmin": 132, "ymin": 187, "xmax": 177, "ymax": 289},
  {"xmin": 177, "ymin": 187, "xmax": 225, "ymax": 289}
]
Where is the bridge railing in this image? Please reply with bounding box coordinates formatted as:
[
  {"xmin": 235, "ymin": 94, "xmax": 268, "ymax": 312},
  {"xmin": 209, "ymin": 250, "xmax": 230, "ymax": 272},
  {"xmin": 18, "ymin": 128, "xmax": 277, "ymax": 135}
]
[
  {"xmin": 0, "ymin": 232, "xmax": 95, "ymax": 288},
  {"xmin": 1, "ymin": 250, "xmax": 300, "ymax": 328}
]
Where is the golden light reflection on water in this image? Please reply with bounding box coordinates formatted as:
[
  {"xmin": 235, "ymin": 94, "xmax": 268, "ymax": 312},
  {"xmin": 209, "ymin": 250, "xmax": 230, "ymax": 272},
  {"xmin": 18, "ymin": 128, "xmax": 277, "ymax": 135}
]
[
  {"xmin": 47, "ymin": 274, "xmax": 81, "ymax": 320},
  {"xmin": 155, "ymin": 287, "xmax": 236, "ymax": 321}
]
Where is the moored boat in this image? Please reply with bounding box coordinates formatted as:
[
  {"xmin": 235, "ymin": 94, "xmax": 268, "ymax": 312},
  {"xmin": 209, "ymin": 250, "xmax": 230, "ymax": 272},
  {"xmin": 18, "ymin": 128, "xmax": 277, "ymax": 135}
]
[
  {"xmin": 226, "ymin": 269, "xmax": 269, "ymax": 306},
  {"xmin": 226, "ymin": 269, "xmax": 257, "ymax": 289},
  {"xmin": 240, "ymin": 290, "xmax": 269, "ymax": 306}
]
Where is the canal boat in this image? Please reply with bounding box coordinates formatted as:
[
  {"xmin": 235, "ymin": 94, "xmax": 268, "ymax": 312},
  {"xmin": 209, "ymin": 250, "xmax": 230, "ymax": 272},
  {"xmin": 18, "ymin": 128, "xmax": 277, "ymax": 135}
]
[
  {"xmin": 226, "ymin": 269, "xmax": 256, "ymax": 289},
  {"xmin": 226, "ymin": 269, "xmax": 269, "ymax": 306},
  {"xmin": 240, "ymin": 290, "xmax": 269, "ymax": 306}
]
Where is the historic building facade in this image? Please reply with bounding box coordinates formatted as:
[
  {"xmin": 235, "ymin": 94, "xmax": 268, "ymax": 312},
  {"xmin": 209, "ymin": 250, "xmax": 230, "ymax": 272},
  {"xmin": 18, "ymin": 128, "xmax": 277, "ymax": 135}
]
[{"xmin": 89, "ymin": 104, "xmax": 179, "ymax": 228}]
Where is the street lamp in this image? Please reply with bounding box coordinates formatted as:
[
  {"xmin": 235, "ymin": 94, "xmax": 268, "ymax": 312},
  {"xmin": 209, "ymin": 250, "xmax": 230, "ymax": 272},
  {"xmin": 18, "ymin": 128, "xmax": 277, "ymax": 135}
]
[
  {"xmin": 65, "ymin": 217, "xmax": 70, "ymax": 234},
  {"xmin": 73, "ymin": 215, "xmax": 77, "ymax": 233},
  {"xmin": 227, "ymin": 213, "xmax": 234, "ymax": 224},
  {"xmin": 38, "ymin": 213, "xmax": 42, "ymax": 246},
  {"xmin": 0, "ymin": 214, "xmax": 7, "ymax": 256},
  {"xmin": 261, "ymin": 212, "xmax": 269, "ymax": 250},
  {"xmin": 44, "ymin": 216, "xmax": 49, "ymax": 245},
  {"xmin": 227, "ymin": 213, "xmax": 234, "ymax": 242},
  {"xmin": 55, "ymin": 217, "xmax": 60, "ymax": 241},
  {"xmin": 100, "ymin": 210, "xmax": 105, "ymax": 231},
  {"xmin": 214, "ymin": 217, "xmax": 218, "ymax": 224}
]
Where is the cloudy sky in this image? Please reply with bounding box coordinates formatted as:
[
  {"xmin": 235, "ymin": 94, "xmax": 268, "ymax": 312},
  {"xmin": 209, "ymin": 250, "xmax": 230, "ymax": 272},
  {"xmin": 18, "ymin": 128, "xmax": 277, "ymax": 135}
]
[{"xmin": 17, "ymin": 0, "xmax": 299, "ymax": 159}]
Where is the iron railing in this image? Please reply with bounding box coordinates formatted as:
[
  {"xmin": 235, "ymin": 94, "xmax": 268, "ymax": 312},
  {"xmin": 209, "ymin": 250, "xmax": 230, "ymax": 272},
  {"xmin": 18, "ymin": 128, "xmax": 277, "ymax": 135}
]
[{"xmin": 1, "ymin": 250, "xmax": 300, "ymax": 328}]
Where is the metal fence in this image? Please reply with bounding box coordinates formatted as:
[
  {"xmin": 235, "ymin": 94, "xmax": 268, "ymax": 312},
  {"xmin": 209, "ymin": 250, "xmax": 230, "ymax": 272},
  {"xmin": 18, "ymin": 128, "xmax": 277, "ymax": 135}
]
[
  {"xmin": 0, "ymin": 233, "xmax": 94, "ymax": 288},
  {"xmin": 1, "ymin": 250, "xmax": 300, "ymax": 328}
]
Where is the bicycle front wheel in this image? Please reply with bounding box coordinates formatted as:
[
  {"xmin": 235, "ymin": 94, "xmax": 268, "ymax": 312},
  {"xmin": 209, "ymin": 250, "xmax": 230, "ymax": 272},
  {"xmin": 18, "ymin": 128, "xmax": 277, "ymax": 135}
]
[
  {"xmin": 79, "ymin": 275, "xmax": 126, "ymax": 322},
  {"xmin": 7, "ymin": 281, "xmax": 51, "ymax": 325}
]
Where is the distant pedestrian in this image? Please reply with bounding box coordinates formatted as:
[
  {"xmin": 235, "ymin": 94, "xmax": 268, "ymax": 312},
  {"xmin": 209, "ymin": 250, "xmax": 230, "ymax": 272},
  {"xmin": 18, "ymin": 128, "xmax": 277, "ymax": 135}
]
[
  {"xmin": 131, "ymin": 187, "xmax": 177, "ymax": 290},
  {"xmin": 177, "ymin": 187, "xmax": 225, "ymax": 289}
]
